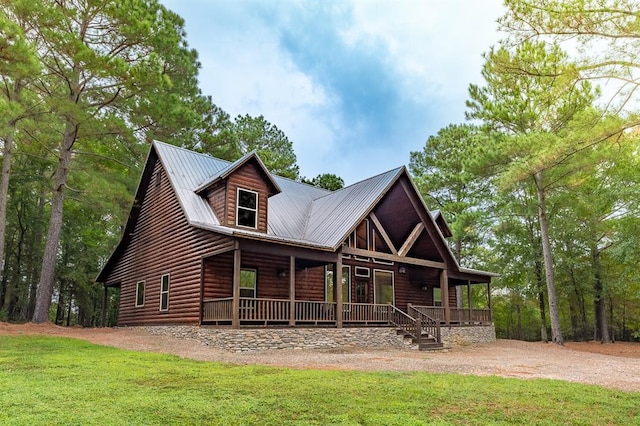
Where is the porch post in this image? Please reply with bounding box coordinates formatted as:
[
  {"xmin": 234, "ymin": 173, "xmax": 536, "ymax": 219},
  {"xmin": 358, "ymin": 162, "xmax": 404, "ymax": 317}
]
[
  {"xmin": 289, "ymin": 255, "xmax": 295, "ymax": 326},
  {"xmin": 335, "ymin": 254, "xmax": 343, "ymax": 328},
  {"xmin": 487, "ymin": 281, "xmax": 492, "ymax": 321},
  {"xmin": 232, "ymin": 246, "xmax": 241, "ymax": 328},
  {"xmin": 440, "ymin": 269, "xmax": 450, "ymax": 325},
  {"xmin": 101, "ymin": 285, "xmax": 108, "ymax": 327},
  {"xmin": 467, "ymin": 280, "xmax": 472, "ymax": 324}
]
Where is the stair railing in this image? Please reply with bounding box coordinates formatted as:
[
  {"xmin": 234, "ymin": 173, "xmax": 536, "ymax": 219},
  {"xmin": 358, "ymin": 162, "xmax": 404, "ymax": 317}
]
[
  {"xmin": 408, "ymin": 304, "xmax": 441, "ymax": 344},
  {"xmin": 387, "ymin": 304, "xmax": 422, "ymax": 346}
]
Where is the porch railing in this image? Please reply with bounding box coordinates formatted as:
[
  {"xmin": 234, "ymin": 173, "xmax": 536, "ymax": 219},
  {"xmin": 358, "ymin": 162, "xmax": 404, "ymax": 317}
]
[
  {"xmin": 202, "ymin": 298, "xmax": 491, "ymax": 327},
  {"xmin": 410, "ymin": 305, "xmax": 492, "ymax": 324},
  {"xmin": 203, "ymin": 298, "xmax": 395, "ymax": 325},
  {"xmin": 342, "ymin": 302, "xmax": 391, "ymax": 324}
]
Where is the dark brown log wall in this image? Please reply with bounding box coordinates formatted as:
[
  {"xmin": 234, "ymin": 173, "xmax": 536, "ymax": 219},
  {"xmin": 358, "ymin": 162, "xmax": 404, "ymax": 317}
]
[
  {"xmin": 225, "ymin": 161, "xmax": 271, "ymax": 233},
  {"xmin": 205, "ymin": 181, "xmax": 227, "ymax": 225},
  {"xmin": 103, "ymin": 154, "xmax": 234, "ymax": 325}
]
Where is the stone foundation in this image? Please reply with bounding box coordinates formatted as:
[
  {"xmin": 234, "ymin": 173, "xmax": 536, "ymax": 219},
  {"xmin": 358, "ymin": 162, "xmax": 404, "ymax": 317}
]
[
  {"xmin": 141, "ymin": 324, "xmax": 496, "ymax": 352},
  {"xmin": 143, "ymin": 326, "xmax": 409, "ymax": 352},
  {"xmin": 440, "ymin": 324, "xmax": 496, "ymax": 347}
]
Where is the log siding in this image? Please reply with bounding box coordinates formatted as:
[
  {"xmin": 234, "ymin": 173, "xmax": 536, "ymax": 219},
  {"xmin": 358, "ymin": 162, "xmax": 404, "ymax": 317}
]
[{"xmin": 104, "ymin": 155, "xmax": 234, "ymax": 325}]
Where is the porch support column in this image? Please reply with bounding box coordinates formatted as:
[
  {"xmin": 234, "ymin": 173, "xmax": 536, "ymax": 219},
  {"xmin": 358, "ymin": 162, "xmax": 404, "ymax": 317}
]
[
  {"xmin": 487, "ymin": 281, "xmax": 492, "ymax": 321},
  {"xmin": 336, "ymin": 254, "xmax": 343, "ymax": 328},
  {"xmin": 101, "ymin": 285, "xmax": 108, "ymax": 327},
  {"xmin": 232, "ymin": 246, "xmax": 241, "ymax": 329},
  {"xmin": 289, "ymin": 256, "xmax": 296, "ymax": 326},
  {"xmin": 467, "ymin": 280, "xmax": 472, "ymax": 324},
  {"xmin": 440, "ymin": 269, "xmax": 450, "ymax": 325}
]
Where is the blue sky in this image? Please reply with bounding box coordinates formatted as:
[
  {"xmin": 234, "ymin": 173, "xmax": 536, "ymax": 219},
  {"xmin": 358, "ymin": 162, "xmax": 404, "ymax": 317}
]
[{"xmin": 160, "ymin": 0, "xmax": 505, "ymax": 184}]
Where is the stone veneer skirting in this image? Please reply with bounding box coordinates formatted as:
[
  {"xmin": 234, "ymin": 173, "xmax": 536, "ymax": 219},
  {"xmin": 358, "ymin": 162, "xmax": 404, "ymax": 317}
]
[
  {"xmin": 141, "ymin": 324, "xmax": 496, "ymax": 353},
  {"xmin": 440, "ymin": 324, "xmax": 496, "ymax": 346}
]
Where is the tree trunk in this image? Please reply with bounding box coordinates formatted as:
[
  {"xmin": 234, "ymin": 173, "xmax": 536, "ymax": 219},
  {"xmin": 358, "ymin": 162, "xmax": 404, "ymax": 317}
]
[
  {"xmin": 535, "ymin": 261, "xmax": 548, "ymax": 342},
  {"xmin": 526, "ymin": 218, "xmax": 548, "ymax": 342},
  {"xmin": 32, "ymin": 121, "xmax": 77, "ymax": 323},
  {"xmin": 592, "ymin": 245, "xmax": 611, "ymax": 343},
  {"xmin": 0, "ymin": 132, "xmax": 13, "ymax": 291},
  {"xmin": 534, "ymin": 172, "xmax": 563, "ymax": 345}
]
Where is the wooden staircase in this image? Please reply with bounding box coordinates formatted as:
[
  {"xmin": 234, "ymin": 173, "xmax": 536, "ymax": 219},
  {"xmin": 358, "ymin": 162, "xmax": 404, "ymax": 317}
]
[{"xmin": 388, "ymin": 305, "xmax": 444, "ymax": 351}]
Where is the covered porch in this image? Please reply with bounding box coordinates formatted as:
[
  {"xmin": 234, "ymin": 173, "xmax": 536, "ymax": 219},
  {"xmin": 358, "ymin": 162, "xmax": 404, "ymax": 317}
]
[
  {"xmin": 202, "ymin": 298, "xmax": 492, "ymax": 327},
  {"xmin": 199, "ymin": 240, "xmax": 493, "ymax": 330}
]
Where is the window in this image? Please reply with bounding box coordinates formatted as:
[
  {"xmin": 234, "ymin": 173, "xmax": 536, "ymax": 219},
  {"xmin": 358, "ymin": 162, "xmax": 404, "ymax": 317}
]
[
  {"xmin": 433, "ymin": 287, "xmax": 442, "ymax": 307},
  {"xmin": 354, "ymin": 266, "xmax": 370, "ymax": 278},
  {"xmin": 240, "ymin": 268, "xmax": 257, "ymax": 298},
  {"xmin": 236, "ymin": 188, "xmax": 258, "ymax": 228},
  {"xmin": 160, "ymin": 274, "xmax": 170, "ymax": 311},
  {"xmin": 374, "ymin": 270, "xmax": 394, "ymax": 305},
  {"xmin": 325, "ymin": 266, "xmax": 351, "ymax": 303},
  {"xmin": 355, "ymin": 219, "xmax": 370, "ymax": 250},
  {"xmin": 135, "ymin": 281, "xmax": 145, "ymax": 307}
]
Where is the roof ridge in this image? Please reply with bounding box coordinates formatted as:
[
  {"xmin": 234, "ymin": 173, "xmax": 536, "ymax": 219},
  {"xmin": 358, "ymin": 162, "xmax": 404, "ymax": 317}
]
[
  {"xmin": 153, "ymin": 140, "xmax": 233, "ymax": 166},
  {"xmin": 311, "ymin": 166, "xmax": 405, "ymax": 202}
]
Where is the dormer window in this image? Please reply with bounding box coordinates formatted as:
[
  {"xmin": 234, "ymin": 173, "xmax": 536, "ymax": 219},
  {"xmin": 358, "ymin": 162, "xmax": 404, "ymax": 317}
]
[{"xmin": 236, "ymin": 188, "xmax": 258, "ymax": 228}]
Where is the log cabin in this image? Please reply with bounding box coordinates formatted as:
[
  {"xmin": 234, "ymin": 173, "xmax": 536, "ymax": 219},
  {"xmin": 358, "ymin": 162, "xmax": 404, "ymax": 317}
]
[{"xmin": 97, "ymin": 141, "xmax": 497, "ymax": 347}]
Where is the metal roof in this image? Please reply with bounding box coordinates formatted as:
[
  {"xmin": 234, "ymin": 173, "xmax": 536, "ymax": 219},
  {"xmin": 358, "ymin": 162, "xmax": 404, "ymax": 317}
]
[
  {"xmin": 152, "ymin": 141, "xmax": 407, "ymax": 249},
  {"xmin": 98, "ymin": 141, "xmax": 496, "ymax": 282},
  {"xmin": 303, "ymin": 168, "xmax": 404, "ymax": 248}
]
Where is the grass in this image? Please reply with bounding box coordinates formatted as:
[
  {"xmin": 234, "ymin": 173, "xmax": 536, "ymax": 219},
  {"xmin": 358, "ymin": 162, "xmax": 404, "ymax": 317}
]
[{"xmin": 0, "ymin": 336, "xmax": 638, "ymax": 425}]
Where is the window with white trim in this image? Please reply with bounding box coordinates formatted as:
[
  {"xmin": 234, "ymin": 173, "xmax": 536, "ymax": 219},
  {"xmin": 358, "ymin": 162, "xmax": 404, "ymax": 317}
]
[
  {"xmin": 135, "ymin": 281, "xmax": 145, "ymax": 307},
  {"xmin": 373, "ymin": 270, "xmax": 394, "ymax": 305},
  {"xmin": 160, "ymin": 274, "xmax": 170, "ymax": 311},
  {"xmin": 240, "ymin": 268, "xmax": 257, "ymax": 298},
  {"xmin": 236, "ymin": 188, "xmax": 258, "ymax": 228}
]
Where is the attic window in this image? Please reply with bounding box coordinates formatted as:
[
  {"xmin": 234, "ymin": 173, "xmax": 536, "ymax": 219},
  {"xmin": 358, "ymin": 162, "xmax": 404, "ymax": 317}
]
[{"xmin": 236, "ymin": 188, "xmax": 258, "ymax": 229}]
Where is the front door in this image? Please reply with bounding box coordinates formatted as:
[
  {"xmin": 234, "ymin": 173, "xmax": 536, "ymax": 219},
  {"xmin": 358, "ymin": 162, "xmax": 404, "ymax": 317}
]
[{"xmin": 356, "ymin": 280, "xmax": 368, "ymax": 303}]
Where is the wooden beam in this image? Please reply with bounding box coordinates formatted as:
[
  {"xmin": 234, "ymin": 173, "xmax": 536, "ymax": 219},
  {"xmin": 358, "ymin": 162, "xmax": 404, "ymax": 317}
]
[
  {"xmin": 289, "ymin": 256, "xmax": 295, "ymax": 326},
  {"xmin": 398, "ymin": 222, "xmax": 424, "ymax": 257},
  {"xmin": 441, "ymin": 269, "xmax": 450, "ymax": 325},
  {"xmin": 232, "ymin": 246, "xmax": 241, "ymax": 328},
  {"xmin": 369, "ymin": 212, "xmax": 397, "ymax": 255},
  {"xmin": 239, "ymin": 239, "xmax": 338, "ymax": 263},
  {"xmin": 399, "ymin": 178, "xmax": 451, "ymax": 262},
  {"xmin": 342, "ymin": 247, "xmax": 445, "ymax": 269}
]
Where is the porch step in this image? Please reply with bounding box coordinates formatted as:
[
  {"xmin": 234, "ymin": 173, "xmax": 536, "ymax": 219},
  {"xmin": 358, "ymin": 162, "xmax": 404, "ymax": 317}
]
[
  {"xmin": 396, "ymin": 329, "xmax": 444, "ymax": 351},
  {"xmin": 418, "ymin": 341, "xmax": 445, "ymax": 351}
]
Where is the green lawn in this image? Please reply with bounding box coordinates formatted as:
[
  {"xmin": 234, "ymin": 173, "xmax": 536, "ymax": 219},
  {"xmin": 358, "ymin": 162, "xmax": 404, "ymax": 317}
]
[{"xmin": 0, "ymin": 336, "xmax": 638, "ymax": 425}]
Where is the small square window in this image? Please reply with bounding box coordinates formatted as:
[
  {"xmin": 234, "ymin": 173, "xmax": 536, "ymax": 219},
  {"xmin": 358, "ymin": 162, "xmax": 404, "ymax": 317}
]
[
  {"xmin": 237, "ymin": 189, "xmax": 258, "ymax": 228},
  {"xmin": 135, "ymin": 281, "xmax": 145, "ymax": 307}
]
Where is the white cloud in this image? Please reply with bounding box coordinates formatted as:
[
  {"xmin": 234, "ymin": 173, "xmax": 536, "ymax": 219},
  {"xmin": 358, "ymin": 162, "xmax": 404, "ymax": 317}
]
[{"xmin": 161, "ymin": 0, "xmax": 506, "ymax": 184}]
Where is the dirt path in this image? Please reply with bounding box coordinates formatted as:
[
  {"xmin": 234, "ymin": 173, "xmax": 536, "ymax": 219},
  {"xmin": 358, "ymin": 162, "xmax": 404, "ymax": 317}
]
[{"xmin": 2, "ymin": 322, "xmax": 639, "ymax": 392}]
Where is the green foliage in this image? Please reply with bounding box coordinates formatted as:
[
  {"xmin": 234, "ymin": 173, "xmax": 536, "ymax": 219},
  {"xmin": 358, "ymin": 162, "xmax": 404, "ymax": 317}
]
[
  {"xmin": 0, "ymin": 0, "xmax": 307, "ymax": 324},
  {"xmin": 1, "ymin": 336, "xmax": 639, "ymax": 425},
  {"xmin": 500, "ymin": 0, "xmax": 640, "ymax": 114},
  {"xmin": 300, "ymin": 173, "xmax": 345, "ymax": 190},
  {"xmin": 202, "ymin": 113, "xmax": 300, "ymax": 179},
  {"xmin": 409, "ymin": 124, "xmax": 493, "ymax": 267}
]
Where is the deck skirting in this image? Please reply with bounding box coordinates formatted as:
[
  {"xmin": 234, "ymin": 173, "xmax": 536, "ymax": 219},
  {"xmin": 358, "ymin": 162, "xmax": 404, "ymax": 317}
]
[
  {"xmin": 440, "ymin": 324, "xmax": 496, "ymax": 347},
  {"xmin": 137, "ymin": 324, "xmax": 495, "ymax": 352}
]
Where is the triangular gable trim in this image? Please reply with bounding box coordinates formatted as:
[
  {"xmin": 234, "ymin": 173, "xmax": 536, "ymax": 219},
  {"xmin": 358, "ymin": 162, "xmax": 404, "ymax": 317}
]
[{"xmin": 194, "ymin": 151, "xmax": 281, "ymax": 195}]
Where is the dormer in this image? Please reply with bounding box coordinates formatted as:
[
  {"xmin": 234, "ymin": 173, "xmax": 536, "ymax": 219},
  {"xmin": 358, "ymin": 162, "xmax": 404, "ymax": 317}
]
[{"xmin": 195, "ymin": 152, "xmax": 280, "ymax": 233}]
